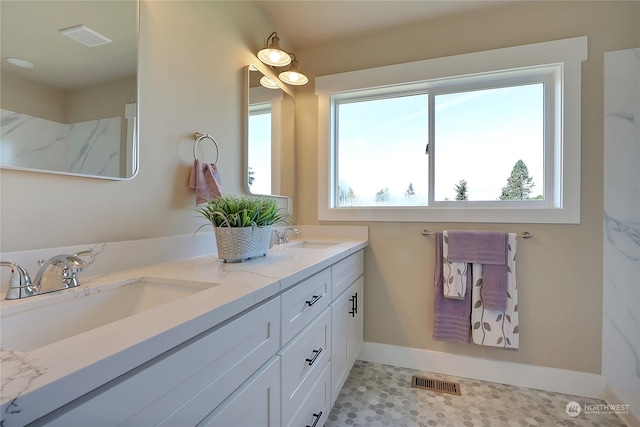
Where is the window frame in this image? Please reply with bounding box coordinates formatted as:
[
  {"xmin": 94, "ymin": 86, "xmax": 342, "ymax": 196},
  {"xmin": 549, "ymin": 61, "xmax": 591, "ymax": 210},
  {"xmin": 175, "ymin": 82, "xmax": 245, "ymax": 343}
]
[{"xmin": 316, "ymin": 37, "xmax": 587, "ymax": 224}]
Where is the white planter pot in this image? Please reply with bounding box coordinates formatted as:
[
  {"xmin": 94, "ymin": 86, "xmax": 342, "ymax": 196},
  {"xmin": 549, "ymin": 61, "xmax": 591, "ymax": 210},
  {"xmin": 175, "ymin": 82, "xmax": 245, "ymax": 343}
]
[{"xmin": 214, "ymin": 225, "xmax": 273, "ymax": 262}]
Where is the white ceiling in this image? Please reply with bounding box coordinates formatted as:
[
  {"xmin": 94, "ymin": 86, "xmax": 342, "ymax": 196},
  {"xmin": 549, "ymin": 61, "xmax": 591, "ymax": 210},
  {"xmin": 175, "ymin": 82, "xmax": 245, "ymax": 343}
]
[{"xmin": 249, "ymin": 0, "xmax": 507, "ymax": 51}]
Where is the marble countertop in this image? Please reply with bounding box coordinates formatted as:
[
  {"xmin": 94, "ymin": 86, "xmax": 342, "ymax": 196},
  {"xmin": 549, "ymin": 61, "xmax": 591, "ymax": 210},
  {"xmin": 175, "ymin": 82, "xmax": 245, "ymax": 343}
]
[{"xmin": 0, "ymin": 235, "xmax": 368, "ymax": 426}]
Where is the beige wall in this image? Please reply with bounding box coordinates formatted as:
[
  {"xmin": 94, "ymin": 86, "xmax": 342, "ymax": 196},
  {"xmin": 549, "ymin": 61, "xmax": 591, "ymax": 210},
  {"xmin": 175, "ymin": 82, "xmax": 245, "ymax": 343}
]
[
  {"xmin": 1, "ymin": 73, "xmax": 136, "ymax": 123},
  {"xmin": 1, "ymin": 71, "xmax": 68, "ymax": 122},
  {"xmin": 0, "ymin": 1, "xmax": 276, "ymax": 252},
  {"xmin": 67, "ymin": 77, "xmax": 137, "ymax": 123},
  {"xmin": 293, "ymin": 1, "xmax": 639, "ymax": 374}
]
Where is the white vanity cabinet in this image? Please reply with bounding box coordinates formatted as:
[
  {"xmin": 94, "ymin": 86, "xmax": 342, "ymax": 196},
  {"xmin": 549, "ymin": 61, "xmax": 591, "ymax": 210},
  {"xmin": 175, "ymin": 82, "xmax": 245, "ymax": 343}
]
[
  {"xmin": 330, "ymin": 251, "xmax": 364, "ymax": 405},
  {"xmin": 279, "ymin": 250, "xmax": 364, "ymax": 426},
  {"xmin": 42, "ymin": 297, "xmax": 281, "ymax": 427},
  {"xmin": 31, "ymin": 248, "xmax": 365, "ymax": 427}
]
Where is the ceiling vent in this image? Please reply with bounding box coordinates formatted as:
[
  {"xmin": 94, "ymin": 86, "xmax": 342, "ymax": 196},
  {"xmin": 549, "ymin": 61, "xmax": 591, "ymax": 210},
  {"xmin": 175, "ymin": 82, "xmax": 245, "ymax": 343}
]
[{"xmin": 59, "ymin": 25, "xmax": 112, "ymax": 47}]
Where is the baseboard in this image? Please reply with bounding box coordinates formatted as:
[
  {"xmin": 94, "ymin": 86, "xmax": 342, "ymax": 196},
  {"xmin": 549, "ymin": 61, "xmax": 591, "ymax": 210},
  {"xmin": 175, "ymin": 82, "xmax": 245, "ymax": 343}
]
[
  {"xmin": 605, "ymin": 387, "xmax": 640, "ymax": 427},
  {"xmin": 358, "ymin": 341, "xmax": 607, "ymax": 399}
]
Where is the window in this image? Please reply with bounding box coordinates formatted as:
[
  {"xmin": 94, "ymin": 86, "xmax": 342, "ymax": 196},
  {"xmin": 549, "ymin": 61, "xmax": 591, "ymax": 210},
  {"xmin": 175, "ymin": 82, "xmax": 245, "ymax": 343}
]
[
  {"xmin": 317, "ymin": 37, "xmax": 587, "ymax": 223},
  {"xmin": 334, "ymin": 74, "xmax": 551, "ymax": 207}
]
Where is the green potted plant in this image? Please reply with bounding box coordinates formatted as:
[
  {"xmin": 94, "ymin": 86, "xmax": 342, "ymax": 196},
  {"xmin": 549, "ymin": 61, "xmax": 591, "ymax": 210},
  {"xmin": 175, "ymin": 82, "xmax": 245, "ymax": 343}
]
[{"xmin": 196, "ymin": 195, "xmax": 289, "ymax": 262}]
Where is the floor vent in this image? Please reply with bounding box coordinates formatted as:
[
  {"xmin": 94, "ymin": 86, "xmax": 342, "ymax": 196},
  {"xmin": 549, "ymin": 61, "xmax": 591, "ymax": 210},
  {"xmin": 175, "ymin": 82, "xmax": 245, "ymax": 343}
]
[{"xmin": 411, "ymin": 375, "xmax": 461, "ymax": 396}]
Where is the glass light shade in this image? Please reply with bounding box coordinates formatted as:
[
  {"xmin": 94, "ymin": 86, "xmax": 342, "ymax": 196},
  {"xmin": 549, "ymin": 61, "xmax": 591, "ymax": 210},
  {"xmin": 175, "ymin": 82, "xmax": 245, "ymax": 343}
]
[
  {"xmin": 279, "ymin": 60, "xmax": 308, "ymax": 86},
  {"xmin": 257, "ymin": 34, "xmax": 291, "ymax": 67},
  {"xmin": 260, "ymin": 75, "xmax": 280, "ymax": 89}
]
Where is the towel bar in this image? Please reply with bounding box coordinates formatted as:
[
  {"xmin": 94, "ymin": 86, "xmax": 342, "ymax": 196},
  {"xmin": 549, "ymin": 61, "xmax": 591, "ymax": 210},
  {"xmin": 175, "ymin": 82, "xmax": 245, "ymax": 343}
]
[
  {"xmin": 421, "ymin": 230, "xmax": 532, "ymax": 239},
  {"xmin": 194, "ymin": 132, "xmax": 220, "ymax": 164}
]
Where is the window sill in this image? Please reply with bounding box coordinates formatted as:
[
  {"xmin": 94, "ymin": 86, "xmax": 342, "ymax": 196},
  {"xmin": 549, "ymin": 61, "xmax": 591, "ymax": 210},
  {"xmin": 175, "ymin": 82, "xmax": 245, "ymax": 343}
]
[{"xmin": 318, "ymin": 205, "xmax": 579, "ymax": 224}]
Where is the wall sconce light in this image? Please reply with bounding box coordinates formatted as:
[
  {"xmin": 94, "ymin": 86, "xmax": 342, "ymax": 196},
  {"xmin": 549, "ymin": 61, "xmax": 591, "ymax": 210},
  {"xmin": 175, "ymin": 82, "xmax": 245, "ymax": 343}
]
[
  {"xmin": 278, "ymin": 54, "xmax": 308, "ymax": 86},
  {"xmin": 257, "ymin": 32, "xmax": 291, "ymax": 67},
  {"xmin": 257, "ymin": 31, "xmax": 308, "ymax": 86}
]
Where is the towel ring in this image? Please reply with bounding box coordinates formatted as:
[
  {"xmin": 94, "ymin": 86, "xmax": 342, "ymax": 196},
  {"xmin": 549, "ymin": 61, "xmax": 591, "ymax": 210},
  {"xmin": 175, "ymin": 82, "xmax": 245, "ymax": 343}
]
[{"xmin": 193, "ymin": 132, "xmax": 220, "ymax": 164}]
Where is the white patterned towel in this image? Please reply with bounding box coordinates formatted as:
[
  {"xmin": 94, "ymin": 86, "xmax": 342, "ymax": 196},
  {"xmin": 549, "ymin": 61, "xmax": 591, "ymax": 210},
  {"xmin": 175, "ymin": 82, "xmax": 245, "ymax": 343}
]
[
  {"xmin": 471, "ymin": 233, "xmax": 519, "ymax": 349},
  {"xmin": 442, "ymin": 230, "xmax": 469, "ymax": 300}
]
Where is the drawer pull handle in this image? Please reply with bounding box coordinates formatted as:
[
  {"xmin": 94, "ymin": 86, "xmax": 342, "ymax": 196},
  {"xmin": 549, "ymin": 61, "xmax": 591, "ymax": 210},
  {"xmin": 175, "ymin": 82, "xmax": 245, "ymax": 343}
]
[
  {"xmin": 349, "ymin": 292, "xmax": 358, "ymax": 317},
  {"xmin": 305, "ymin": 347, "xmax": 323, "ymax": 366},
  {"xmin": 305, "ymin": 293, "xmax": 324, "ymax": 307},
  {"xmin": 306, "ymin": 411, "xmax": 323, "ymax": 427}
]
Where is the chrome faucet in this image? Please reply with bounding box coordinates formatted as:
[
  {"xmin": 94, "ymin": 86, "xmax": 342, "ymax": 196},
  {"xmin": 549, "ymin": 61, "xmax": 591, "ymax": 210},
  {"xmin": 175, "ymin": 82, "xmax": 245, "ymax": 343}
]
[
  {"xmin": 0, "ymin": 261, "xmax": 36, "ymax": 299},
  {"xmin": 1, "ymin": 253, "xmax": 89, "ymax": 300},
  {"xmin": 273, "ymin": 227, "xmax": 301, "ymax": 244},
  {"xmin": 33, "ymin": 254, "xmax": 87, "ymax": 294}
]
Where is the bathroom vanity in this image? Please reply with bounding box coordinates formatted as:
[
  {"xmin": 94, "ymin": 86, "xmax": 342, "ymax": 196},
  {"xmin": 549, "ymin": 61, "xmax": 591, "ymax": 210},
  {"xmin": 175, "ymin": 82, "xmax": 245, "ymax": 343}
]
[{"xmin": 0, "ymin": 229, "xmax": 366, "ymax": 426}]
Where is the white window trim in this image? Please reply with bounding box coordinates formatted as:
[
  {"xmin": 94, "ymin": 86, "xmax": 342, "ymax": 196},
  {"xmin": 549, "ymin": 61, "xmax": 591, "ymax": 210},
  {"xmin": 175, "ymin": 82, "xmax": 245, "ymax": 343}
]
[{"xmin": 316, "ymin": 37, "xmax": 587, "ymax": 224}]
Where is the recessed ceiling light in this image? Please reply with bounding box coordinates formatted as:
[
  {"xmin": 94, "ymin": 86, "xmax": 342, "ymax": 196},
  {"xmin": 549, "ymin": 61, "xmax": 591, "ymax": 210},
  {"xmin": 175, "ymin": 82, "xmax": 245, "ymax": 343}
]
[
  {"xmin": 6, "ymin": 57, "xmax": 34, "ymax": 68},
  {"xmin": 59, "ymin": 25, "xmax": 112, "ymax": 47}
]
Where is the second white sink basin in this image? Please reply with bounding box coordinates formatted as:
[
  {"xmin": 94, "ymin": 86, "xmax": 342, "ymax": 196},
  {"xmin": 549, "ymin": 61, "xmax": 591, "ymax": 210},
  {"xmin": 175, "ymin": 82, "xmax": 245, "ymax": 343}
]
[
  {"xmin": 0, "ymin": 277, "xmax": 214, "ymax": 353},
  {"xmin": 287, "ymin": 241, "xmax": 339, "ymax": 249}
]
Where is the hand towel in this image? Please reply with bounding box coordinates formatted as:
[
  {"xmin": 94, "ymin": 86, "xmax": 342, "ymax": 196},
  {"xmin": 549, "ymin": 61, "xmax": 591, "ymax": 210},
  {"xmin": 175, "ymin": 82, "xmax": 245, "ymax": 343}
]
[
  {"xmin": 447, "ymin": 230, "xmax": 508, "ymax": 310},
  {"xmin": 471, "ymin": 233, "xmax": 519, "ymax": 349},
  {"xmin": 481, "ymin": 264, "xmax": 508, "ymax": 311},
  {"xmin": 189, "ymin": 160, "xmax": 222, "ymax": 205},
  {"xmin": 447, "ymin": 231, "xmax": 507, "ymax": 265},
  {"xmin": 442, "ymin": 230, "xmax": 469, "ymax": 299},
  {"xmin": 433, "ymin": 232, "xmax": 472, "ymax": 343}
]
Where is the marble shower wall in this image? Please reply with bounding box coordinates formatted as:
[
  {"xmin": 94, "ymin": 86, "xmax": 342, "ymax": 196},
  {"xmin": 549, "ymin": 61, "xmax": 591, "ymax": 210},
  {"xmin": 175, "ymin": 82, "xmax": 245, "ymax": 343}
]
[
  {"xmin": 603, "ymin": 48, "xmax": 640, "ymax": 419},
  {"xmin": 0, "ymin": 109, "xmax": 121, "ymax": 177}
]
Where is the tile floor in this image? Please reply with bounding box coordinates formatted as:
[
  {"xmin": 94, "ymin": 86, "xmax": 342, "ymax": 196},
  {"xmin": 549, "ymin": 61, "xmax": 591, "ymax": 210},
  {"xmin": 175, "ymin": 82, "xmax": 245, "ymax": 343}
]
[{"xmin": 326, "ymin": 360, "xmax": 627, "ymax": 427}]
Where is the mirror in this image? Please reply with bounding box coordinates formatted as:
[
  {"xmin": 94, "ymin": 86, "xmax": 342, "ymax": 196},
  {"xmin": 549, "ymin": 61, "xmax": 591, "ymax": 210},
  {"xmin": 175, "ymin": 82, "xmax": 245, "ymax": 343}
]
[
  {"xmin": 244, "ymin": 65, "xmax": 294, "ymax": 197},
  {"xmin": 0, "ymin": 1, "xmax": 138, "ymax": 180}
]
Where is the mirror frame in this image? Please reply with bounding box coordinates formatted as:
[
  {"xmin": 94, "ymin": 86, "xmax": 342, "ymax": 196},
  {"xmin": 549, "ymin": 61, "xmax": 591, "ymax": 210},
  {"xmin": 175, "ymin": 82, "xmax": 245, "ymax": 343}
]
[
  {"xmin": 0, "ymin": 0, "xmax": 140, "ymax": 181},
  {"xmin": 243, "ymin": 64, "xmax": 295, "ymax": 198}
]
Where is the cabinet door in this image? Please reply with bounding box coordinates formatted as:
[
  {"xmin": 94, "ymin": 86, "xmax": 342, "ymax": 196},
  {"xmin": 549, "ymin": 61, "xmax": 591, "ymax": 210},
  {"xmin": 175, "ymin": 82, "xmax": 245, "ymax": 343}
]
[
  {"xmin": 347, "ymin": 276, "xmax": 364, "ymax": 368},
  {"xmin": 331, "ymin": 276, "xmax": 364, "ymax": 406},
  {"xmin": 197, "ymin": 356, "xmax": 280, "ymax": 427}
]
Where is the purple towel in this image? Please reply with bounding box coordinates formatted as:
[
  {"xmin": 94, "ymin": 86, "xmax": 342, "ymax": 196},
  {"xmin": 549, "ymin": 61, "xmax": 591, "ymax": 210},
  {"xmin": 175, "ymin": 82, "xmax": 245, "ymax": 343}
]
[
  {"xmin": 481, "ymin": 264, "xmax": 508, "ymax": 311},
  {"xmin": 189, "ymin": 160, "xmax": 222, "ymax": 205},
  {"xmin": 447, "ymin": 231, "xmax": 508, "ymax": 311},
  {"xmin": 433, "ymin": 233, "xmax": 472, "ymax": 343},
  {"xmin": 447, "ymin": 231, "xmax": 507, "ymax": 265}
]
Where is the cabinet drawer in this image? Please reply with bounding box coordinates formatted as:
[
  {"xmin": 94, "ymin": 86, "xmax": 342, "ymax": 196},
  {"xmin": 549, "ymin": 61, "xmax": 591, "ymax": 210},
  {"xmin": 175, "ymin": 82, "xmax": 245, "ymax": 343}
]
[
  {"xmin": 286, "ymin": 362, "xmax": 331, "ymax": 427},
  {"xmin": 281, "ymin": 268, "xmax": 331, "ymax": 344},
  {"xmin": 332, "ymin": 250, "xmax": 363, "ymax": 296},
  {"xmin": 280, "ymin": 308, "xmax": 331, "ymax": 425},
  {"xmin": 197, "ymin": 356, "xmax": 281, "ymax": 427},
  {"xmin": 46, "ymin": 297, "xmax": 280, "ymax": 427}
]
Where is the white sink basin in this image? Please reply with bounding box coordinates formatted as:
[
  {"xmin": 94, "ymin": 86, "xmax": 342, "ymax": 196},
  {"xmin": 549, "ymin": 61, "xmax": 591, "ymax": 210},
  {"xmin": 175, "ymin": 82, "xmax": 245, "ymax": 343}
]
[
  {"xmin": 287, "ymin": 241, "xmax": 339, "ymax": 249},
  {"xmin": 0, "ymin": 277, "xmax": 213, "ymax": 352}
]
